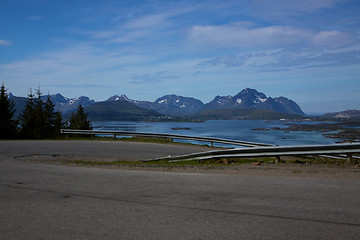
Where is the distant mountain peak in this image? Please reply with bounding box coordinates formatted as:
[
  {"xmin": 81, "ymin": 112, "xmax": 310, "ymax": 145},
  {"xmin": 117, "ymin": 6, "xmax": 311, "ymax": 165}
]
[
  {"xmin": 107, "ymin": 94, "xmax": 129, "ymax": 101},
  {"xmin": 154, "ymin": 94, "xmax": 205, "ymax": 116},
  {"xmin": 47, "ymin": 94, "xmax": 95, "ymax": 114},
  {"xmin": 204, "ymin": 88, "xmax": 305, "ymax": 116},
  {"xmin": 106, "ymin": 94, "xmax": 144, "ymax": 105}
]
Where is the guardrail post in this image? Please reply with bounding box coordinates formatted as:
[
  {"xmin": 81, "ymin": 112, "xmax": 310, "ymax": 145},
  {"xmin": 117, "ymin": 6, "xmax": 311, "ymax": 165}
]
[
  {"xmin": 275, "ymin": 156, "xmax": 281, "ymax": 163},
  {"xmin": 347, "ymin": 154, "xmax": 353, "ymax": 164},
  {"xmin": 113, "ymin": 134, "xmax": 117, "ymax": 141},
  {"xmin": 210, "ymin": 141, "xmax": 213, "ymax": 147}
]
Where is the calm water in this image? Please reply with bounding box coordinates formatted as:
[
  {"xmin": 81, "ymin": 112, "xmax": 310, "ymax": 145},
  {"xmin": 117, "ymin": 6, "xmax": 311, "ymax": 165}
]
[{"xmin": 92, "ymin": 120, "xmax": 337, "ymax": 147}]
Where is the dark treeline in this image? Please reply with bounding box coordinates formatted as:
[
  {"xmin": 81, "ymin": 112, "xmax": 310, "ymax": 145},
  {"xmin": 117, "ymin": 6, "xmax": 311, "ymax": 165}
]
[{"xmin": 0, "ymin": 83, "xmax": 91, "ymax": 139}]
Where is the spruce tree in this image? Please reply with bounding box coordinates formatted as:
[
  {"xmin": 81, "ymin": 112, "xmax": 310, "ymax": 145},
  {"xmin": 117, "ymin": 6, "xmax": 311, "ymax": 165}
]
[
  {"xmin": 44, "ymin": 95, "xmax": 64, "ymax": 138},
  {"xmin": 19, "ymin": 87, "xmax": 63, "ymax": 139},
  {"xmin": 69, "ymin": 105, "xmax": 92, "ymax": 130},
  {"xmin": 0, "ymin": 83, "xmax": 17, "ymax": 139},
  {"xmin": 43, "ymin": 95, "xmax": 56, "ymax": 138},
  {"xmin": 53, "ymin": 111, "xmax": 64, "ymax": 137},
  {"xmin": 19, "ymin": 89, "xmax": 36, "ymax": 138},
  {"xmin": 32, "ymin": 87, "xmax": 45, "ymax": 139}
]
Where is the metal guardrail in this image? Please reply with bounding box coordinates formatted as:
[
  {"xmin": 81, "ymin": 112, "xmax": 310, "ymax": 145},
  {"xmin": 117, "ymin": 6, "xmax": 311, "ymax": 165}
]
[
  {"xmin": 61, "ymin": 129, "xmax": 273, "ymax": 147},
  {"xmin": 156, "ymin": 143, "xmax": 360, "ymax": 164},
  {"xmin": 61, "ymin": 129, "xmax": 360, "ymax": 163}
]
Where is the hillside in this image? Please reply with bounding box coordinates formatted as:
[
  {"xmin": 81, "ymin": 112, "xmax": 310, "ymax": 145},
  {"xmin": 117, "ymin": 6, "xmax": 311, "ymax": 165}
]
[
  {"xmin": 323, "ymin": 110, "xmax": 360, "ymax": 119},
  {"xmin": 193, "ymin": 108, "xmax": 304, "ymax": 120},
  {"xmin": 84, "ymin": 100, "xmax": 163, "ymax": 121}
]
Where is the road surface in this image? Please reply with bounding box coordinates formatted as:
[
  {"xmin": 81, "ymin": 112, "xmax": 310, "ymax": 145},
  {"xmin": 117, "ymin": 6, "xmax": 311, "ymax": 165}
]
[{"xmin": 1, "ymin": 140, "xmax": 360, "ymax": 239}]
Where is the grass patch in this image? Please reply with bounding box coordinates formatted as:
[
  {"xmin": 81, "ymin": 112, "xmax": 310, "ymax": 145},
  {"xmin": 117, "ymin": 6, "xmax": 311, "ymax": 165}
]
[{"xmin": 66, "ymin": 159, "xmax": 215, "ymax": 169}]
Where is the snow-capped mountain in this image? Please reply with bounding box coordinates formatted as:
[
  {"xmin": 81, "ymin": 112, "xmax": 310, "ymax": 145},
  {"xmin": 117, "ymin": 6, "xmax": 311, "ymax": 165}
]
[
  {"xmin": 106, "ymin": 94, "xmax": 138, "ymax": 103},
  {"xmin": 106, "ymin": 94, "xmax": 156, "ymax": 110},
  {"xmin": 204, "ymin": 95, "xmax": 234, "ymax": 109},
  {"xmin": 46, "ymin": 93, "xmax": 95, "ymax": 114},
  {"xmin": 204, "ymin": 88, "xmax": 305, "ymax": 115},
  {"xmin": 153, "ymin": 94, "xmax": 205, "ymax": 116},
  {"xmin": 9, "ymin": 93, "xmax": 96, "ymax": 116},
  {"xmin": 106, "ymin": 94, "xmax": 205, "ymax": 116}
]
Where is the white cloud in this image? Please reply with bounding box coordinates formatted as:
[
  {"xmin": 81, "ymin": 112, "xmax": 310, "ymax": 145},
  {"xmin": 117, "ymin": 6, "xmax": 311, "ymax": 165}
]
[
  {"xmin": 188, "ymin": 24, "xmax": 312, "ymax": 48},
  {"xmin": 188, "ymin": 22, "xmax": 359, "ymax": 51},
  {"xmin": 78, "ymin": 13, "xmax": 173, "ymax": 45},
  {"xmin": 251, "ymin": 0, "xmax": 341, "ymax": 14},
  {"xmin": 312, "ymin": 31, "xmax": 358, "ymax": 48},
  {"xmin": 0, "ymin": 40, "xmax": 11, "ymax": 46},
  {"xmin": 197, "ymin": 42, "xmax": 360, "ymax": 73}
]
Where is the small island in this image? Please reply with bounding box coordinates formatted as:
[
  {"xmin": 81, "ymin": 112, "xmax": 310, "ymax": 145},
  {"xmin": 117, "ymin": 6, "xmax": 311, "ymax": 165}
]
[{"xmin": 171, "ymin": 127, "xmax": 192, "ymax": 130}]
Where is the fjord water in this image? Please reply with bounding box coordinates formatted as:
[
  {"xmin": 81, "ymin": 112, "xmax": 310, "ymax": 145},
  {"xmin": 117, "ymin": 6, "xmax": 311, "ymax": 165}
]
[{"xmin": 92, "ymin": 120, "xmax": 336, "ymax": 147}]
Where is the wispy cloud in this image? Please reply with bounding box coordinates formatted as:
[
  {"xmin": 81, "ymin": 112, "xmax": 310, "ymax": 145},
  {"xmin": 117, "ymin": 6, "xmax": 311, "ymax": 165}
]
[
  {"xmin": 0, "ymin": 43, "xmax": 154, "ymax": 96},
  {"xmin": 45, "ymin": 83, "xmax": 116, "ymax": 89},
  {"xmin": 311, "ymin": 31, "xmax": 358, "ymax": 48},
  {"xmin": 197, "ymin": 43, "xmax": 360, "ymax": 73},
  {"xmin": 197, "ymin": 54, "xmax": 253, "ymax": 68},
  {"xmin": 188, "ymin": 23, "xmax": 358, "ymax": 50},
  {"xmin": 252, "ymin": 0, "xmax": 341, "ymax": 13},
  {"xmin": 28, "ymin": 15, "xmax": 42, "ymax": 20},
  {"xmin": 188, "ymin": 24, "xmax": 310, "ymax": 49},
  {"xmin": 131, "ymin": 71, "xmax": 176, "ymax": 84},
  {"xmin": 123, "ymin": 12, "xmax": 173, "ymax": 30},
  {"xmin": 0, "ymin": 40, "xmax": 11, "ymax": 46}
]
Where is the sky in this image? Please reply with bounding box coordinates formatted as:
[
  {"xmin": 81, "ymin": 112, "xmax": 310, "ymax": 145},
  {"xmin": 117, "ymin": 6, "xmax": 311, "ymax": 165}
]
[{"xmin": 0, "ymin": 0, "xmax": 359, "ymax": 114}]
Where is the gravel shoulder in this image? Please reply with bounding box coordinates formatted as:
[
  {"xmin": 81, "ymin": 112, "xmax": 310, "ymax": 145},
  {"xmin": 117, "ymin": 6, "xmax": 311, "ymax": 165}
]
[{"xmin": 15, "ymin": 153, "xmax": 360, "ymax": 179}]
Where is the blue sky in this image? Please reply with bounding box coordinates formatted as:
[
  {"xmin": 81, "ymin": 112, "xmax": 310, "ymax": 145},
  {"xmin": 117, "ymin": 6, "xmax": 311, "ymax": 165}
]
[{"xmin": 1, "ymin": 0, "xmax": 359, "ymax": 114}]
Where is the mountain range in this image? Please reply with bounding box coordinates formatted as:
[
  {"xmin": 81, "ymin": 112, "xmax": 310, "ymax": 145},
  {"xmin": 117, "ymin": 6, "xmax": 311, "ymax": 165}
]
[
  {"xmin": 10, "ymin": 88, "xmax": 306, "ymax": 120},
  {"xmin": 103, "ymin": 88, "xmax": 305, "ymax": 116},
  {"xmin": 323, "ymin": 110, "xmax": 360, "ymax": 119}
]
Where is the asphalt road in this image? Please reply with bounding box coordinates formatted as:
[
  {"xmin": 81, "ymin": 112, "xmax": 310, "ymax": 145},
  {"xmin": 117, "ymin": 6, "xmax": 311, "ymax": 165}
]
[{"xmin": 1, "ymin": 141, "xmax": 360, "ymax": 239}]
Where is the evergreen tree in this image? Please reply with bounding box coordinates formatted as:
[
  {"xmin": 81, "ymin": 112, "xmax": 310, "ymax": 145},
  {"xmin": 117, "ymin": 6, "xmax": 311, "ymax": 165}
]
[
  {"xmin": 43, "ymin": 95, "xmax": 56, "ymax": 138},
  {"xmin": 19, "ymin": 87, "xmax": 63, "ymax": 139},
  {"xmin": 0, "ymin": 83, "xmax": 17, "ymax": 139},
  {"xmin": 32, "ymin": 87, "xmax": 45, "ymax": 139},
  {"xmin": 43, "ymin": 95, "xmax": 64, "ymax": 138},
  {"xmin": 54, "ymin": 111, "xmax": 64, "ymax": 137},
  {"xmin": 69, "ymin": 105, "xmax": 92, "ymax": 130},
  {"xmin": 19, "ymin": 89, "xmax": 36, "ymax": 138}
]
